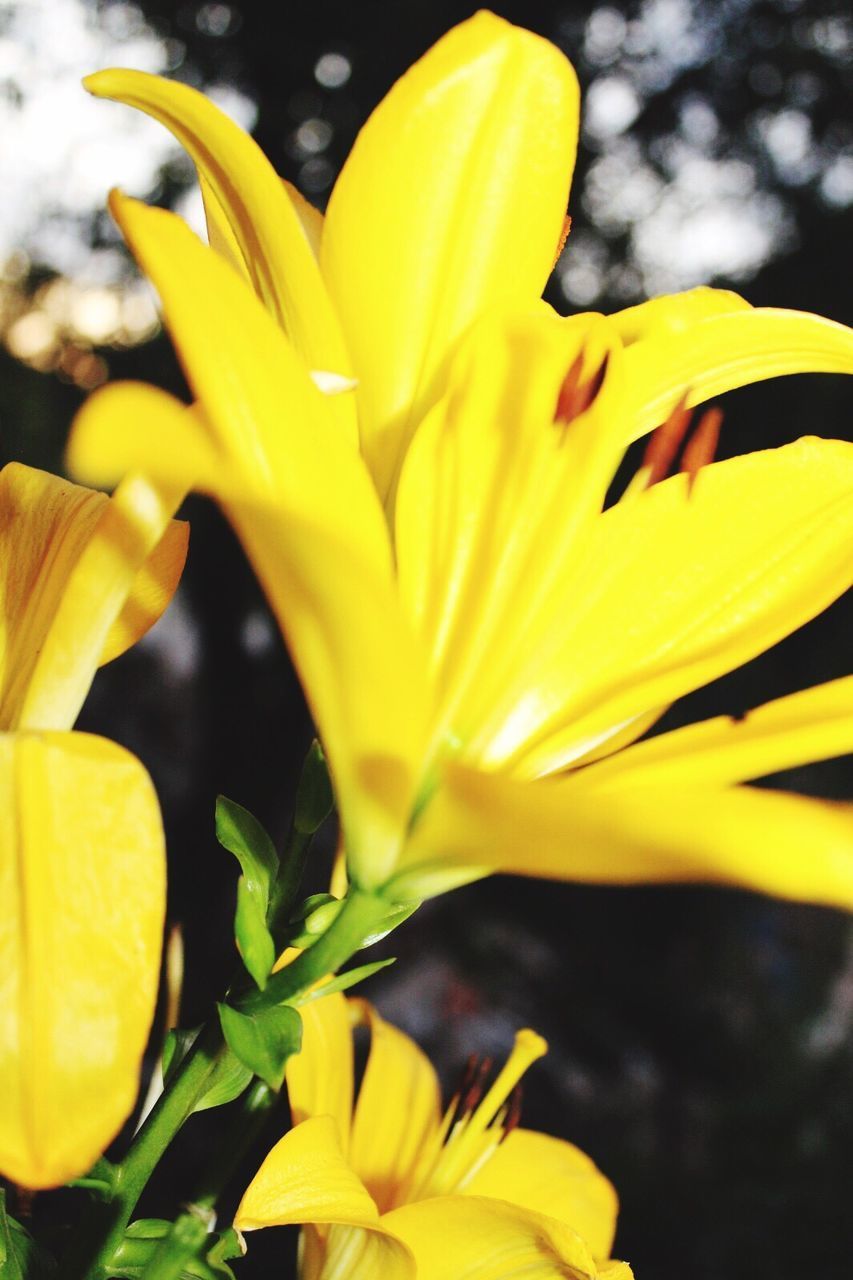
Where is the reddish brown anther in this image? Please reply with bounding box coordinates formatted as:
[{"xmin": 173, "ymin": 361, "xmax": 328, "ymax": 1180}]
[
  {"xmin": 555, "ymin": 352, "xmax": 608, "ymax": 426},
  {"xmin": 682, "ymin": 406, "xmax": 723, "ymax": 492},
  {"xmin": 502, "ymin": 1084, "xmax": 524, "ymax": 1140},
  {"xmin": 643, "ymin": 392, "xmax": 693, "ymax": 486},
  {"xmin": 460, "ymin": 1055, "xmax": 493, "ymax": 1116}
]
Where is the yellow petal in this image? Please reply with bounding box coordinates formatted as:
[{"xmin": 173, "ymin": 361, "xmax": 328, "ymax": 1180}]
[
  {"xmin": 608, "ymin": 286, "xmax": 751, "ymax": 345},
  {"xmin": 382, "ymin": 1195, "xmax": 619, "ymax": 1280},
  {"xmin": 396, "ymin": 762, "xmax": 853, "ymax": 911},
  {"xmin": 464, "ymin": 1129, "xmax": 619, "ymax": 1261},
  {"xmin": 322, "ymin": 12, "xmax": 580, "ymax": 501},
  {"xmin": 83, "ymin": 70, "xmax": 350, "ymax": 387},
  {"xmin": 77, "ymin": 201, "xmax": 429, "ymax": 880},
  {"xmin": 286, "ymin": 992, "xmax": 354, "ymax": 1147},
  {"xmin": 0, "ymin": 730, "xmax": 165, "ymax": 1188},
  {"xmin": 283, "ymin": 180, "xmax": 324, "ymax": 260},
  {"xmin": 481, "ymin": 437, "xmax": 853, "ymax": 777},
  {"xmin": 395, "ymin": 308, "xmax": 624, "ymax": 760},
  {"xmin": 622, "ymin": 306, "xmax": 853, "ymax": 445},
  {"xmin": 235, "ymin": 1115, "xmax": 378, "ymax": 1230},
  {"xmin": 304, "ymin": 1223, "xmax": 414, "ymax": 1280},
  {"xmin": 348, "ymin": 1000, "xmax": 442, "ymax": 1211},
  {"xmin": 581, "ymin": 675, "xmax": 853, "ymax": 791},
  {"xmin": 0, "ymin": 463, "xmax": 185, "ymax": 733}
]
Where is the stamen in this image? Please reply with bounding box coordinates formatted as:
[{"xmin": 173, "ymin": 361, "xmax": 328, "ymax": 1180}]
[
  {"xmin": 555, "ymin": 352, "xmax": 608, "ymax": 426},
  {"xmin": 414, "ymin": 1030, "xmax": 547, "ymax": 1199},
  {"xmin": 681, "ymin": 406, "xmax": 723, "ymax": 492},
  {"xmin": 642, "ymin": 392, "xmax": 692, "ymax": 486}
]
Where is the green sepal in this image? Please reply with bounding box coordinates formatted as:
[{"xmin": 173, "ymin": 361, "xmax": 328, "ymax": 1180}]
[
  {"xmin": 0, "ymin": 1191, "xmax": 56, "ymax": 1280},
  {"xmin": 296, "ymin": 957, "xmax": 396, "ymax": 1004},
  {"xmin": 294, "ymin": 740, "xmax": 334, "ymax": 835},
  {"xmin": 162, "ymin": 1028, "xmax": 252, "ymax": 1113},
  {"xmin": 217, "ymin": 1002, "xmax": 302, "ymax": 1090},
  {"xmin": 216, "ymin": 796, "xmax": 279, "ymax": 989}
]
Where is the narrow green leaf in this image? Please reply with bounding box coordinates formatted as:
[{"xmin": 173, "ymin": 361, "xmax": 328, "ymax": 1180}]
[
  {"xmin": 161, "ymin": 1029, "xmax": 252, "ymax": 1113},
  {"xmin": 217, "ymin": 1003, "xmax": 302, "ymax": 1090},
  {"xmin": 296, "ymin": 957, "xmax": 397, "ymax": 1004},
  {"xmin": 215, "ymin": 797, "xmax": 279, "ymax": 892},
  {"xmin": 234, "ymin": 877, "xmax": 275, "ymax": 989},
  {"xmin": 216, "ymin": 797, "xmax": 279, "ymax": 988},
  {"xmin": 294, "ymin": 740, "xmax": 334, "ymax": 835}
]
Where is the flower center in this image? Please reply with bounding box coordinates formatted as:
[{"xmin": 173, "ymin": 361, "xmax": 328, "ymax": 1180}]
[{"xmin": 410, "ymin": 1029, "xmax": 547, "ymax": 1200}]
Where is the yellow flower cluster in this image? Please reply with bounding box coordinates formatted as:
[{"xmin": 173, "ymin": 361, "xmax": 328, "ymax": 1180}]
[{"xmin": 1, "ymin": 12, "xmax": 852, "ymax": 1279}]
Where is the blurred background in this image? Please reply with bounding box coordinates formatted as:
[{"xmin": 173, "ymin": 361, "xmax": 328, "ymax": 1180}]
[{"xmin": 1, "ymin": 1, "xmax": 851, "ymax": 1277}]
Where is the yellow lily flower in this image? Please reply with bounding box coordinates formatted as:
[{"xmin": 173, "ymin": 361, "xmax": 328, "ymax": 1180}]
[
  {"xmin": 234, "ymin": 992, "xmax": 631, "ymax": 1280},
  {"xmin": 0, "ymin": 461, "xmax": 188, "ymax": 1188},
  {"xmin": 70, "ymin": 14, "xmax": 853, "ymax": 908}
]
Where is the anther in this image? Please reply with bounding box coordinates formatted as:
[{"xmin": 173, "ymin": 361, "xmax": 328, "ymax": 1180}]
[
  {"xmin": 555, "ymin": 352, "xmax": 609, "ymax": 426},
  {"xmin": 681, "ymin": 406, "xmax": 723, "ymax": 493},
  {"xmin": 502, "ymin": 1084, "xmax": 524, "ymax": 1140},
  {"xmin": 643, "ymin": 391, "xmax": 692, "ymax": 486}
]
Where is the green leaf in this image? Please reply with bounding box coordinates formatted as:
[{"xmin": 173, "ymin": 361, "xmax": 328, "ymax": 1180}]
[
  {"xmin": 294, "ymin": 740, "xmax": 334, "ymax": 835},
  {"xmin": 215, "ymin": 796, "xmax": 279, "ymax": 890},
  {"xmin": 216, "ymin": 796, "xmax": 279, "ymax": 989},
  {"xmin": 162, "ymin": 1029, "xmax": 252, "ymax": 1114},
  {"xmin": 0, "ymin": 1192, "xmax": 56, "ymax": 1280},
  {"xmin": 234, "ymin": 877, "xmax": 275, "ymax": 990},
  {"xmin": 296, "ymin": 957, "xmax": 396, "ymax": 1004},
  {"xmin": 362, "ymin": 901, "xmax": 419, "ymax": 945},
  {"xmin": 217, "ymin": 1003, "xmax": 302, "ymax": 1090}
]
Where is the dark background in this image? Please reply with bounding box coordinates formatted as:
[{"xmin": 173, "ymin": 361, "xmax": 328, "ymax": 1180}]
[{"xmin": 2, "ymin": 1, "xmax": 852, "ymax": 1277}]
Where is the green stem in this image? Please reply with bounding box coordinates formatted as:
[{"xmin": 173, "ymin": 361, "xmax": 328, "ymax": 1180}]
[
  {"xmin": 240, "ymin": 887, "xmax": 388, "ymax": 1012},
  {"xmin": 189, "ymin": 1079, "xmax": 277, "ymax": 1213},
  {"xmin": 61, "ymin": 1021, "xmax": 226, "ymax": 1280},
  {"xmin": 266, "ymin": 826, "xmax": 313, "ymax": 950},
  {"xmin": 138, "ymin": 1215, "xmax": 209, "ymax": 1280}
]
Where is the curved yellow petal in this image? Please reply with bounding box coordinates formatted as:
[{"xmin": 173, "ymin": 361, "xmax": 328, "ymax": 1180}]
[
  {"xmin": 582, "ymin": 675, "xmax": 853, "ymax": 791},
  {"xmin": 396, "ymin": 763, "xmax": 853, "ymax": 911},
  {"xmin": 323, "ymin": 12, "xmax": 580, "ymax": 500},
  {"xmin": 303, "ymin": 1222, "xmax": 415, "ymax": 1280},
  {"xmin": 479, "ymin": 437, "xmax": 853, "ymax": 777},
  {"xmin": 464, "ymin": 1129, "xmax": 619, "ymax": 1261},
  {"xmin": 0, "ymin": 730, "xmax": 165, "ymax": 1188},
  {"xmin": 348, "ymin": 1000, "xmax": 442, "ymax": 1211},
  {"xmin": 622, "ymin": 306, "xmax": 853, "ymax": 445},
  {"xmin": 382, "ymin": 1195, "xmax": 624, "ymax": 1280},
  {"xmin": 0, "ymin": 463, "xmax": 185, "ymax": 733},
  {"xmin": 235, "ymin": 1115, "xmax": 378, "ymax": 1230},
  {"xmin": 608, "ymin": 286, "xmax": 751, "ymax": 345},
  {"xmin": 83, "ymin": 70, "xmax": 351, "ymax": 390},
  {"xmin": 85, "ymin": 199, "xmax": 429, "ymax": 880},
  {"xmin": 286, "ymin": 992, "xmax": 354, "ymax": 1146},
  {"xmin": 395, "ymin": 308, "xmax": 624, "ymax": 759}
]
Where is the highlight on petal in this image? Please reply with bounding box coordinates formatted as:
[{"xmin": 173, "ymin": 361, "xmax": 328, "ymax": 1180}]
[
  {"xmin": 609, "ymin": 286, "xmax": 751, "ymax": 345},
  {"xmin": 396, "ymin": 308, "xmax": 625, "ymax": 761},
  {"xmin": 395, "ymin": 762, "xmax": 853, "ymax": 911},
  {"xmin": 469, "ymin": 436, "xmax": 853, "ymax": 778},
  {"xmin": 322, "ymin": 11, "xmax": 581, "ymax": 500},
  {"xmin": 382, "ymin": 1195, "xmax": 619, "ymax": 1280},
  {"xmin": 235, "ymin": 1115, "xmax": 378, "ymax": 1231},
  {"xmin": 0, "ymin": 731, "xmax": 165, "ymax": 1189},
  {"xmin": 83, "ymin": 69, "xmax": 349, "ymax": 381},
  {"xmin": 308, "ymin": 1222, "xmax": 415, "ymax": 1280},
  {"xmin": 580, "ymin": 675, "xmax": 853, "ymax": 792},
  {"xmin": 286, "ymin": 992, "xmax": 354, "ymax": 1145},
  {"xmin": 464, "ymin": 1128, "xmax": 619, "ymax": 1261},
  {"xmin": 622, "ymin": 305, "xmax": 853, "ymax": 446},
  {"xmin": 0, "ymin": 462, "xmax": 186, "ymax": 733},
  {"xmin": 348, "ymin": 1000, "xmax": 442, "ymax": 1211}
]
